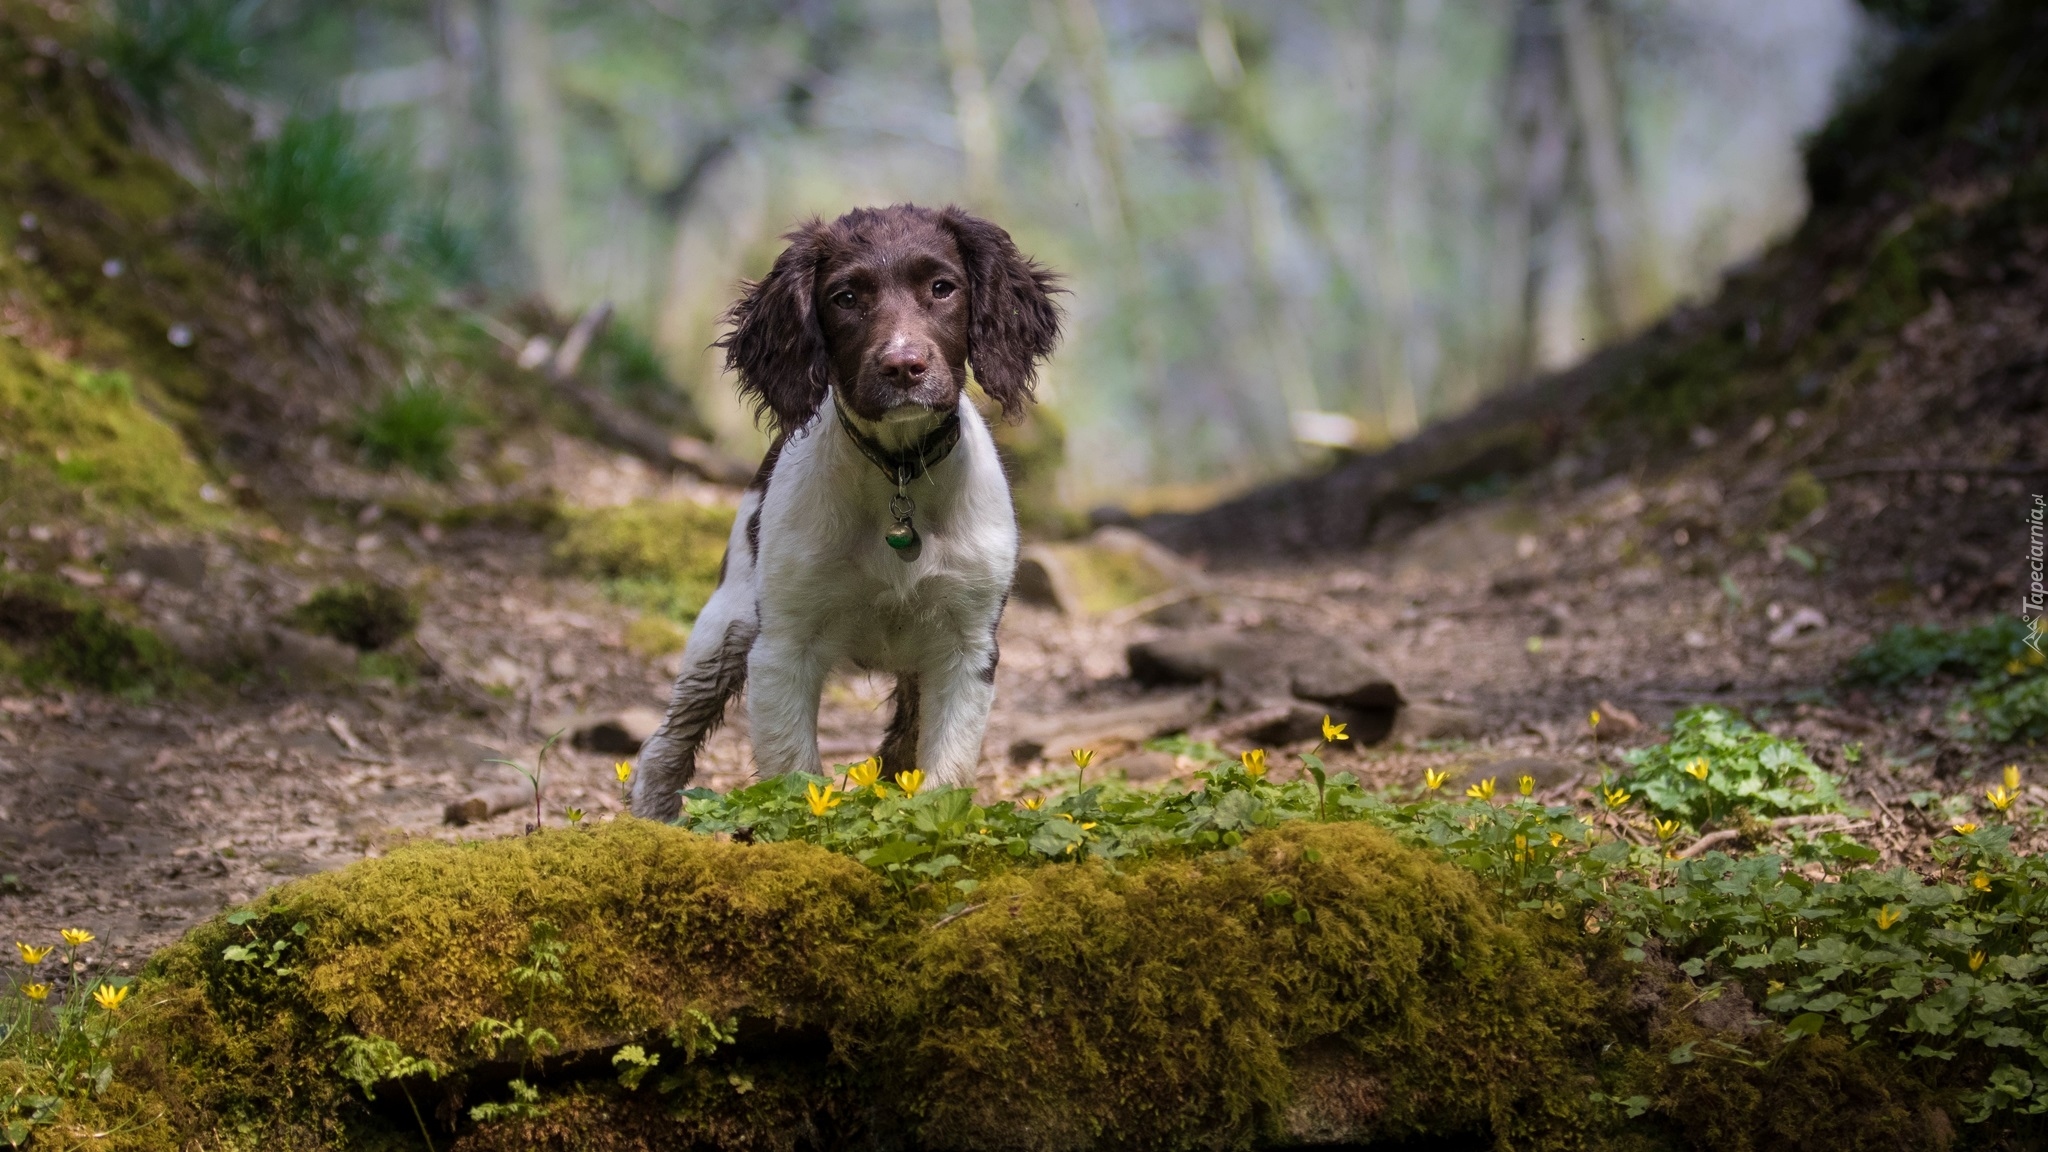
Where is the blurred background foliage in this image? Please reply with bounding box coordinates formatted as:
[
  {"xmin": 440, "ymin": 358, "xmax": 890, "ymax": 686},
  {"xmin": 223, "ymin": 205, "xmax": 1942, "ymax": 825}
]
[{"xmin": 106, "ymin": 0, "xmax": 1917, "ymax": 508}]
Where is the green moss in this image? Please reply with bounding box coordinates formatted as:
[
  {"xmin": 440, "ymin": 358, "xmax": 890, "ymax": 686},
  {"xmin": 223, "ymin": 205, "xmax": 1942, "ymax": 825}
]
[
  {"xmin": 0, "ymin": 340, "xmax": 225, "ymax": 528},
  {"xmin": 288, "ymin": 582, "xmax": 418, "ymax": 651},
  {"xmin": 554, "ymin": 500, "xmax": 735, "ymax": 624},
  {"xmin": 1767, "ymin": 470, "xmax": 1828, "ymax": 531},
  {"xmin": 1603, "ymin": 978, "xmax": 1961, "ymax": 1152},
  {"xmin": 354, "ymin": 380, "xmax": 472, "ymax": 480},
  {"xmin": 0, "ymin": 576, "xmax": 179, "ymax": 693},
  {"xmin": 990, "ymin": 403, "xmax": 1081, "ymax": 539},
  {"xmin": 33, "ymin": 821, "xmax": 1604, "ymax": 1150},
  {"xmin": 622, "ymin": 614, "xmax": 689, "ymax": 660},
  {"xmin": 1057, "ymin": 542, "xmax": 1178, "ymax": 615}
]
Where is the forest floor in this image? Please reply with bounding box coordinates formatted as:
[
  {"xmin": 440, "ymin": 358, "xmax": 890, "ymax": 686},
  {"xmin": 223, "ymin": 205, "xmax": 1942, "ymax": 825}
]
[
  {"xmin": 0, "ymin": 393, "xmax": 2035, "ymax": 975},
  {"xmin": 0, "ymin": 0, "xmax": 2043, "ymax": 987}
]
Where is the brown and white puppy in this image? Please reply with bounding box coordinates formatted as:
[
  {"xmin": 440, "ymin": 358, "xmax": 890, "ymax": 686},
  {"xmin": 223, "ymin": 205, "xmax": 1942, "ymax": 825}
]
[{"xmin": 632, "ymin": 205, "xmax": 1061, "ymax": 820}]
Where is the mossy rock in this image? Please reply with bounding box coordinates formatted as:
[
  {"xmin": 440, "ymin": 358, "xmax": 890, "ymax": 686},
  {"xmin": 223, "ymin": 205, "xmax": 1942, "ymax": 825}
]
[
  {"xmin": 288, "ymin": 581, "xmax": 419, "ymax": 651},
  {"xmin": 553, "ymin": 500, "xmax": 736, "ymax": 624},
  {"xmin": 0, "ymin": 341, "xmax": 227, "ymax": 529},
  {"xmin": 6, "ymin": 817, "xmax": 2002, "ymax": 1149},
  {"xmin": 0, "ymin": 575, "xmax": 179, "ymax": 693}
]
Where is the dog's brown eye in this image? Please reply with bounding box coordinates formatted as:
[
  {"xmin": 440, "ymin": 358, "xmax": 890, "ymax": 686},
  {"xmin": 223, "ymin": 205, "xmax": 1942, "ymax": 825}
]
[
  {"xmin": 931, "ymin": 279, "xmax": 955, "ymax": 299},
  {"xmin": 831, "ymin": 290, "xmax": 858, "ymax": 310}
]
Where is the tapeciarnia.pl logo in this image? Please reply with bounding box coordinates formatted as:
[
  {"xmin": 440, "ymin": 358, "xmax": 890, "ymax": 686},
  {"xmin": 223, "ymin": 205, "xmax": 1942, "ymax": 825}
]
[{"xmin": 2028, "ymin": 493, "xmax": 2045, "ymax": 657}]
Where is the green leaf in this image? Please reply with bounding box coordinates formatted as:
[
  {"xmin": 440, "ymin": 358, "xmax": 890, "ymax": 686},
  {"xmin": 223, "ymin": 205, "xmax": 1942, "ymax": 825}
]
[
  {"xmin": 1784, "ymin": 1013, "xmax": 1825, "ymax": 1039},
  {"xmin": 860, "ymin": 840, "xmax": 929, "ymax": 868}
]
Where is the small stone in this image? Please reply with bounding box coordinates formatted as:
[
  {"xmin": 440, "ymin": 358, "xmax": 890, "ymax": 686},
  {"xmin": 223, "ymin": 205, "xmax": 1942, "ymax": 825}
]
[
  {"xmin": 264, "ymin": 627, "xmax": 360, "ymax": 686},
  {"xmin": 1389, "ymin": 702, "xmax": 1483, "ymax": 743},
  {"xmin": 1768, "ymin": 606, "xmax": 1828, "ymax": 648},
  {"xmin": 114, "ymin": 542, "xmax": 206, "ymax": 589},
  {"xmin": 569, "ymin": 707, "xmax": 664, "ymax": 755}
]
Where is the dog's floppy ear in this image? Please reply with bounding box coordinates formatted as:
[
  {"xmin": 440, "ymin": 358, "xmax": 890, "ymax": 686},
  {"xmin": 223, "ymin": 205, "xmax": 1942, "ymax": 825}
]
[
  {"xmin": 940, "ymin": 207, "xmax": 1063, "ymax": 420},
  {"xmin": 716, "ymin": 221, "xmax": 833, "ymax": 432}
]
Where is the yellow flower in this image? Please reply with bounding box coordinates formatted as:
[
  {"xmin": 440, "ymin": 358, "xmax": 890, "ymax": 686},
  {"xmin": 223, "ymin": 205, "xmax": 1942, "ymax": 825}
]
[
  {"xmin": 1518, "ymin": 774, "xmax": 1535, "ymax": 797},
  {"xmin": 1986, "ymin": 785, "xmax": 2018, "ymax": 812},
  {"xmin": 60, "ymin": 929, "xmax": 93, "ymax": 949},
  {"xmin": 1071, "ymin": 748, "xmax": 1095, "ymax": 770},
  {"xmin": 2004, "ymin": 764, "xmax": 2021, "ymax": 792},
  {"xmin": 1873, "ymin": 906, "xmax": 1903, "ymax": 931},
  {"xmin": 16, "ymin": 942, "xmax": 51, "ymax": 966},
  {"xmin": 1080, "ymin": 822, "xmax": 1098, "ymax": 831},
  {"xmin": 1766, "ymin": 980, "xmax": 1785, "ymax": 995},
  {"xmin": 1423, "ymin": 768, "xmax": 1449, "ymax": 792},
  {"xmin": 1953, "ymin": 822, "xmax": 1979, "ymax": 836},
  {"xmin": 1684, "ymin": 758, "xmax": 1711, "ymax": 782},
  {"xmin": 1241, "ymin": 749, "xmax": 1267, "ymax": 778},
  {"xmin": 2008, "ymin": 659, "xmax": 2026, "ymax": 676},
  {"xmin": 895, "ymin": 769, "xmax": 925, "ymax": 797},
  {"xmin": 805, "ymin": 781, "xmax": 843, "ymax": 817},
  {"xmin": 1589, "ymin": 710, "xmax": 1600, "ymax": 729},
  {"xmin": 1321, "ymin": 715, "xmax": 1349, "ymax": 743},
  {"xmin": 1022, "ymin": 796, "xmax": 1044, "ymax": 811},
  {"xmin": 1549, "ymin": 832, "xmax": 1565, "ymax": 848},
  {"xmin": 22, "ymin": 983, "xmax": 48, "ymax": 1002},
  {"xmin": 1655, "ymin": 819, "xmax": 1681, "ymax": 841},
  {"xmin": 614, "ymin": 760, "xmax": 633, "ymax": 785},
  {"xmin": 1972, "ymin": 871, "xmax": 1992, "ymax": 892},
  {"xmin": 1602, "ymin": 786, "xmax": 1631, "ymax": 810},
  {"xmin": 92, "ymin": 983, "xmax": 129, "ymax": 1011},
  {"xmin": 848, "ymin": 757, "xmax": 882, "ymax": 793},
  {"xmin": 1465, "ymin": 777, "xmax": 1496, "ymax": 800},
  {"xmin": 1969, "ymin": 950, "xmax": 1987, "ymax": 972}
]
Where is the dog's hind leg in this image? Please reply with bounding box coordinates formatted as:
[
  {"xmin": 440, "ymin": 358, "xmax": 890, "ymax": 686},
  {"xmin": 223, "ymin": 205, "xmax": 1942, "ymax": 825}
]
[
  {"xmin": 633, "ymin": 605, "xmax": 757, "ymax": 821},
  {"xmin": 876, "ymin": 672, "xmax": 920, "ymax": 782}
]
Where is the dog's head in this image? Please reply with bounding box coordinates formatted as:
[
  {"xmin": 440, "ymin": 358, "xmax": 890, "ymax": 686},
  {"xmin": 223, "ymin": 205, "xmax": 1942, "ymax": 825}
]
[{"xmin": 717, "ymin": 204, "xmax": 1062, "ymax": 433}]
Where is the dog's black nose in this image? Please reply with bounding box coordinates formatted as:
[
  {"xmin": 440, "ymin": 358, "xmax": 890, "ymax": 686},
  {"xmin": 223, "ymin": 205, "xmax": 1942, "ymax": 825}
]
[{"xmin": 878, "ymin": 344, "xmax": 928, "ymax": 382}]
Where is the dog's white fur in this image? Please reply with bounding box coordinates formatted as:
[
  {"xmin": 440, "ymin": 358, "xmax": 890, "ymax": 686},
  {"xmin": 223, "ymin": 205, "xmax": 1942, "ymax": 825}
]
[{"xmin": 632, "ymin": 390, "xmax": 1014, "ymax": 815}]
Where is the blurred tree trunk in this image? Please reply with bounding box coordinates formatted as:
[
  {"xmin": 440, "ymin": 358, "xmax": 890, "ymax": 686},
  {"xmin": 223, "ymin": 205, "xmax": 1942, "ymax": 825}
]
[
  {"xmin": 1366, "ymin": 0, "xmax": 1432, "ymax": 441},
  {"xmin": 1199, "ymin": 4, "xmax": 1314, "ymax": 464},
  {"xmin": 1049, "ymin": 0, "xmax": 1166, "ymax": 444},
  {"xmin": 490, "ymin": 0, "xmax": 570, "ymax": 304},
  {"xmin": 937, "ymin": 0, "xmax": 1002, "ymax": 208},
  {"xmin": 1557, "ymin": 0, "xmax": 1652, "ymax": 336},
  {"xmin": 1490, "ymin": 0, "xmax": 1574, "ymax": 386}
]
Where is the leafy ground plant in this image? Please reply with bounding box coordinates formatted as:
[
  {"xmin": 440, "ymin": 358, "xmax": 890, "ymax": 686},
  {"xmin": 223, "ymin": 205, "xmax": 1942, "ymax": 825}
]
[
  {"xmin": 354, "ymin": 379, "xmax": 471, "ymax": 480},
  {"xmin": 96, "ymin": 0, "xmax": 254, "ymax": 115},
  {"xmin": 220, "ymin": 112, "xmax": 395, "ymax": 288},
  {"xmin": 1845, "ymin": 617, "xmax": 2048, "ymax": 743},
  {"xmin": 1615, "ymin": 705, "xmax": 1845, "ymax": 829},
  {"xmin": 0, "ymin": 929, "xmax": 134, "ymax": 1148},
  {"xmin": 671, "ymin": 718, "xmax": 2046, "ymax": 1123},
  {"xmin": 287, "ymin": 581, "xmax": 417, "ymax": 651}
]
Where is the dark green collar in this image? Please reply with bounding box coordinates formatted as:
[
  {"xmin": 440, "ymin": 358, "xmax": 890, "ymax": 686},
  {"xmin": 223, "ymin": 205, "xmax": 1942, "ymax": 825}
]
[{"xmin": 833, "ymin": 398, "xmax": 962, "ymax": 487}]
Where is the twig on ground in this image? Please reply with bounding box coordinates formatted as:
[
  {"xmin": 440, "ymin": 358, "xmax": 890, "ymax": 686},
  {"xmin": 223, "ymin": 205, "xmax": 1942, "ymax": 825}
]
[
  {"xmin": 1676, "ymin": 829, "xmax": 1743, "ymax": 860},
  {"xmin": 927, "ymin": 903, "xmax": 987, "ymax": 931}
]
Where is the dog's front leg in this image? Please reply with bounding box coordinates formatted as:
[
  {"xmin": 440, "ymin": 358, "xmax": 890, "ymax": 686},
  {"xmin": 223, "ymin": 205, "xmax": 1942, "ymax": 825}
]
[
  {"xmin": 746, "ymin": 632, "xmax": 829, "ymax": 777},
  {"xmin": 916, "ymin": 642, "xmax": 997, "ymax": 788}
]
